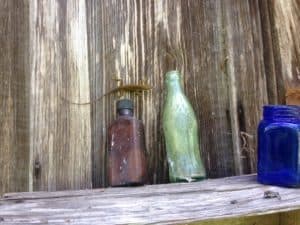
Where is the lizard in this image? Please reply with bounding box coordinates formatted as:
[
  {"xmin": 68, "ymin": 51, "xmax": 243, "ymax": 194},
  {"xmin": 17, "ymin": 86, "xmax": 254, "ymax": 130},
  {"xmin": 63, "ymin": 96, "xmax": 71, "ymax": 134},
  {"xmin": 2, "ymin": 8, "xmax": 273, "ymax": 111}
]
[{"xmin": 60, "ymin": 80, "xmax": 152, "ymax": 105}]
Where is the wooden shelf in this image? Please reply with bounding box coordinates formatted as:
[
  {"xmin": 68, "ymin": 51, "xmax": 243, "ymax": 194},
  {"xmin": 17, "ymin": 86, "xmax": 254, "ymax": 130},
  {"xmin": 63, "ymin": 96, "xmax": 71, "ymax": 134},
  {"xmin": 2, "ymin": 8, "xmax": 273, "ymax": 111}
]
[{"xmin": 1, "ymin": 175, "xmax": 300, "ymax": 224}]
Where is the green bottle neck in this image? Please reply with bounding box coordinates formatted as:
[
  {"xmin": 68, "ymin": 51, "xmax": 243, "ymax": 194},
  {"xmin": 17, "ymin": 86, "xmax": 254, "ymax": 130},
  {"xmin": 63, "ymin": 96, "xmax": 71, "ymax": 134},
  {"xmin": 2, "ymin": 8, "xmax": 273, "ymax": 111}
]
[{"xmin": 166, "ymin": 79, "xmax": 184, "ymax": 96}]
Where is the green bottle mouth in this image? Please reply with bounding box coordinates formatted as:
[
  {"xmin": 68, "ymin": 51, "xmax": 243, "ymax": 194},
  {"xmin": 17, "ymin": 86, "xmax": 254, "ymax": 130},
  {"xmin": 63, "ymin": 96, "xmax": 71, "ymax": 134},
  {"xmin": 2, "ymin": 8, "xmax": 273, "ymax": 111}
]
[{"xmin": 165, "ymin": 70, "xmax": 181, "ymax": 81}]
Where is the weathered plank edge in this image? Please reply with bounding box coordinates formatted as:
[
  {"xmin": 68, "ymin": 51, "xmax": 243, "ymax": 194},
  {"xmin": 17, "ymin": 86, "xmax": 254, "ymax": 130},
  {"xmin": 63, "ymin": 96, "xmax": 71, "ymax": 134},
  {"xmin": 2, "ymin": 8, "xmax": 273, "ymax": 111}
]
[
  {"xmin": 2, "ymin": 174, "xmax": 258, "ymax": 199},
  {"xmin": 2, "ymin": 175, "xmax": 300, "ymax": 224}
]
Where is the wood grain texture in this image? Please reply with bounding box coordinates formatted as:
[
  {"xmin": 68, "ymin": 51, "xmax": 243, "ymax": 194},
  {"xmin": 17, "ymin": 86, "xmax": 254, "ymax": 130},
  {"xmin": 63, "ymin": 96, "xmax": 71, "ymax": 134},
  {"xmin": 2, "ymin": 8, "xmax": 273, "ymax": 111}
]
[
  {"xmin": 0, "ymin": 0, "xmax": 29, "ymax": 195},
  {"xmin": 222, "ymin": 0, "xmax": 268, "ymax": 174},
  {"xmin": 280, "ymin": 210, "xmax": 300, "ymax": 225},
  {"xmin": 84, "ymin": 0, "xmax": 299, "ymax": 184},
  {"xmin": 29, "ymin": 0, "xmax": 92, "ymax": 191},
  {"xmin": 259, "ymin": 0, "xmax": 280, "ymax": 104},
  {"xmin": 187, "ymin": 214, "xmax": 280, "ymax": 225},
  {"xmin": 2, "ymin": 175, "xmax": 300, "ymax": 224},
  {"xmin": 271, "ymin": 0, "xmax": 300, "ymax": 89},
  {"xmin": 1, "ymin": 0, "xmax": 300, "ymax": 192},
  {"xmin": 85, "ymin": 0, "xmax": 268, "ymax": 183},
  {"xmin": 286, "ymin": 89, "xmax": 300, "ymax": 105},
  {"xmin": 260, "ymin": 0, "xmax": 300, "ymax": 104},
  {"xmin": 180, "ymin": 0, "xmax": 236, "ymax": 178}
]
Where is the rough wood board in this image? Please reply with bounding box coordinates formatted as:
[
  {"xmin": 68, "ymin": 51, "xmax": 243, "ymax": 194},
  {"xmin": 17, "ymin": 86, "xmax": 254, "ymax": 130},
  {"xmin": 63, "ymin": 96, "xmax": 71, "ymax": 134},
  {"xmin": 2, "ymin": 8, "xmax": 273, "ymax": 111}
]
[
  {"xmin": 180, "ymin": 0, "xmax": 236, "ymax": 178},
  {"xmin": 272, "ymin": 0, "xmax": 300, "ymax": 89},
  {"xmin": 85, "ymin": 0, "xmax": 268, "ymax": 185},
  {"xmin": 259, "ymin": 0, "xmax": 280, "ymax": 104},
  {"xmin": 83, "ymin": 0, "xmax": 300, "ymax": 184},
  {"xmin": 260, "ymin": 0, "xmax": 300, "ymax": 103},
  {"xmin": 185, "ymin": 213, "xmax": 280, "ymax": 225},
  {"xmin": 29, "ymin": 0, "xmax": 92, "ymax": 191},
  {"xmin": 187, "ymin": 210, "xmax": 300, "ymax": 225},
  {"xmin": 191, "ymin": 210, "xmax": 300, "ymax": 225},
  {"xmin": 1, "ymin": 0, "xmax": 300, "ymax": 193},
  {"xmin": 280, "ymin": 210, "xmax": 300, "ymax": 225},
  {"xmin": 222, "ymin": 0, "xmax": 268, "ymax": 174},
  {"xmin": 2, "ymin": 175, "xmax": 300, "ymax": 224},
  {"xmin": 0, "ymin": 0, "xmax": 29, "ymax": 195},
  {"xmin": 86, "ymin": 0, "xmax": 108, "ymax": 188},
  {"xmin": 286, "ymin": 89, "xmax": 300, "ymax": 105}
]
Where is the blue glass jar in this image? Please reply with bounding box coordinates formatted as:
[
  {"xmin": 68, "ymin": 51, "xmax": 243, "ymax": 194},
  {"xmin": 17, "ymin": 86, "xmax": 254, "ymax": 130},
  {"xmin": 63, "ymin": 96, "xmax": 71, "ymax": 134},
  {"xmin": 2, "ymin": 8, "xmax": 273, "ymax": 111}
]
[{"xmin": 257, "ymin": 105, "xmax": 300, "ymax": 187}]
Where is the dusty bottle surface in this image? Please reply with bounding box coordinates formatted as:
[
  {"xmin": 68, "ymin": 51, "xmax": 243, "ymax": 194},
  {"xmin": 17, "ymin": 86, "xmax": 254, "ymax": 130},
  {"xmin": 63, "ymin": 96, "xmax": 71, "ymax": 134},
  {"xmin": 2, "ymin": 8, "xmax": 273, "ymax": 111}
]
[
  {"xmin": 108, "ymin": 99, "xmax": 148, "ymax": 186},
  {"xmin": 163, "ymin": 70, "xmax": 206, "ymax": 183}
]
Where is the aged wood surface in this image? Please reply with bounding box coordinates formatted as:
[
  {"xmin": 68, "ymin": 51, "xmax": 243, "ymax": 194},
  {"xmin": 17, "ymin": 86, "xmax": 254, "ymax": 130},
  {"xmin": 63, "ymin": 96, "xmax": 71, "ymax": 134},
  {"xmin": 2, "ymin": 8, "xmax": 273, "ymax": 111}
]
[
  {"xmin": 0, "ymin": 0, "xmax": 29, "ymax": 194},
  {"xmin": 188, "ymin": 214, "xmax": 280, "ymax": 225},
  {"xmin": 260, "ymin": 0, "xmax": 300, "ymax": 104},
  {"xmin": 280, "ymin": 210, "xmax": 300, "ymax": 225},
  {"xmin": 85, "ymin": 0, "xmax": 267, "ymax": 186},
  {"xmin": 181, "ymin": 0, "xmax": 236, "ymax": 178},
  {"xmin": 222, "ymin": 0, "xmax": 268, "ymax": 174},
  {"xmin": 286, "ymin": 89, "xmax": 300, "ymax": 105},
  {"xmin": 271, "ymin": 0, "xmax": 300, "ymax": 91},
  {"xmin": 187, "ymin": 211, "xmax": 300, "ymax": 225},
  {"xmin": 29, "ymin": 0, "xmax": 92, "ymax": 191},
  {"xmin": 0, "ymin": 0, "xmax": 300, "ymax": 193},
  {"xmin": 2, "ymin": 175, "xmax": 300, "ymax": 224}
]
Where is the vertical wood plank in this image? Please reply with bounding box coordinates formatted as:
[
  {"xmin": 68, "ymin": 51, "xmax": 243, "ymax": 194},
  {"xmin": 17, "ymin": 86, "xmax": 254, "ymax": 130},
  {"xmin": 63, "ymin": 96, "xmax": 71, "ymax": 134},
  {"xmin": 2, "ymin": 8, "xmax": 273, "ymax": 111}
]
[
  {"xmin": 86, "ymin": 0, "xmax": 111, "ymax": 188},
  {"xmin": 87, "ymin": 0, "xmax": 171, "ymax": 185},
  {"xmin": 87, "ymin": 0, "xmax": 237, "ymax": 184},
  {"xmin": 0, "ymin": 0, "xmax": 29, "ymax": 194},
  {"xmin": 259, "ymin": 0, "xmax": 280, "ymax": 104},
  {"xmin": 280, "ymin": 210, "xmax": 300, "ymax": 225},
  {"xmin": 181, "ymin": 0, "xmax": 236, "ymax": 177},
  {"xmin": 86, "ymin": 0, "xmax": 271, "ymax": 184},
  {"xmin": 186, "ymin": 214, "xmax": 280, "ymax": 225},
  {"xmin": 1, "ymin": 0, "xmax": 298, "ymax": 192},
  {"xmin": 271, "ymin": 0, "xmax": 300, "ymax": 90},
  {"xmin": 260, "ymin": 0, "xmax": 300, "ymax": 104},
  {"xmin": 222, "ymin": 0, "xmax": 268, "ymax": 174},
  {"xmin": 29, "ymin": 0, "xmax": 92, "ymax": 191},
  {"xmin": 286, "ymin": 89, "xmax": 300, "ymax": 105}
]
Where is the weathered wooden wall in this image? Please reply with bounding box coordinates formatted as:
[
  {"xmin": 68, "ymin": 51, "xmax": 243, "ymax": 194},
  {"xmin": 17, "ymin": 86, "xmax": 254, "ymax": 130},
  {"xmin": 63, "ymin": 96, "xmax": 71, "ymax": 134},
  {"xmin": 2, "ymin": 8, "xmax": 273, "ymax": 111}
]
[
  {"xmin": 0, "ymin": 0, "xmax": 299, "ymax": 194},
  {"xmin": 0, "ymin": 0, "xmax": 29, "ymax": 194},
  {"xmin": 29, "ymin": 0, "xmax": 92, "ymax": 192}
]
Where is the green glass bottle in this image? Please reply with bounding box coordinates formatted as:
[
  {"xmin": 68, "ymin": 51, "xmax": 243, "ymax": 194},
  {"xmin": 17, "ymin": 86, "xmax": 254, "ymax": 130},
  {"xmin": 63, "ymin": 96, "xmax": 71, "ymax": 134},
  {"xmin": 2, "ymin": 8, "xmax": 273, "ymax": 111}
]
[{"xmin": 163, "ymin": 70, "xmax": 206, "ymax": 182}]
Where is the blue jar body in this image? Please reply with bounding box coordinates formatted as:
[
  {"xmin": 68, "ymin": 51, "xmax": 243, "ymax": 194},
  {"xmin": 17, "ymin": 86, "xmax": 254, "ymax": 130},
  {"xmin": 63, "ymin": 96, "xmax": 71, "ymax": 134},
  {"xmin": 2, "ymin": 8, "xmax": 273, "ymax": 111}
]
[{"xmin": 257, "ymin": 105, "xmax": 300, "ymax": 187}]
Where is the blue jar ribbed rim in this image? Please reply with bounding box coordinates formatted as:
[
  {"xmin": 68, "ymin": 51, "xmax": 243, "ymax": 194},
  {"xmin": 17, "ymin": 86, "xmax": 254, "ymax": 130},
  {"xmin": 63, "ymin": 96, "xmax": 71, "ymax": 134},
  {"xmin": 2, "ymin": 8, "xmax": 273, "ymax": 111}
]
[{"xmin": 263, "ymin": 105, "xmax": 300, "ymax": 122}]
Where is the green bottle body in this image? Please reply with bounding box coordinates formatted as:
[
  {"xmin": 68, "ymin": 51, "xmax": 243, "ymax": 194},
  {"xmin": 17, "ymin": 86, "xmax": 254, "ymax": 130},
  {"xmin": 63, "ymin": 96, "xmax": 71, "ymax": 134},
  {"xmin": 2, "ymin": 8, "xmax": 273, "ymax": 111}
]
[{"xmin": 163, "ymin": 71, "xmax": 206, "ymax": 182}]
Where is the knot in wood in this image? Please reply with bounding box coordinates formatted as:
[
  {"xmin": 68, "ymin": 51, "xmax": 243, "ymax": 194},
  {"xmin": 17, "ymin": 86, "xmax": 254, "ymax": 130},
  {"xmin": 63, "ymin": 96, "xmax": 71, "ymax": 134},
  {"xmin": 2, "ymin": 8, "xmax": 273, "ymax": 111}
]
[
  {"xmin": 263, "ymin": 191, "xmax": 281, "ymax": 200},
  {"xmin": 34, "ymin": 161, "xmax": 41, "ymax": 178},
  {"xmin": 230, "ymin": 200, "xmax": 238, "ymax": 204}
]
